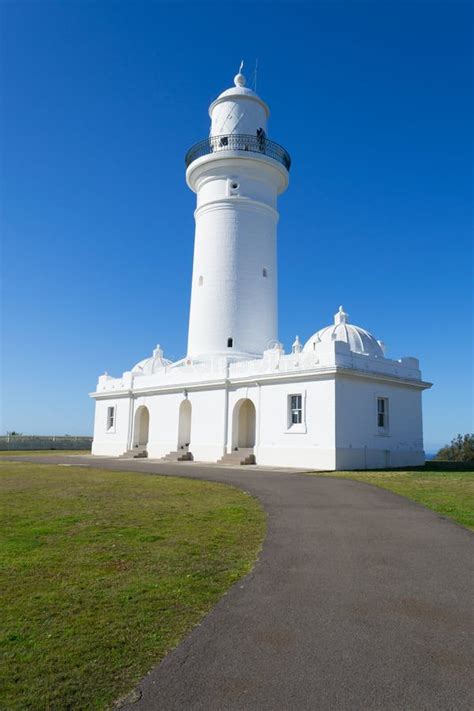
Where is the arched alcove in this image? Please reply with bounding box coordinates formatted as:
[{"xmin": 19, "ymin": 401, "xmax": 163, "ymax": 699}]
[
  {"xmin": 178, "ymin": 400, "xmax": 192, "ymax": 450},
  {"xmin": 134, "ymin": 406, "xmax": 150, "ymax": 448},
  {"xmin": 232, "ymin": 398, "xmax": 256, "ymax": 449}
]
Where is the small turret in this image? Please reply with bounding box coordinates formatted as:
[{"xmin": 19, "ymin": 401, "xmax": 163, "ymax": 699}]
[{"xmin": 292, "ymin": 336, "xmax": 302, "ymax": 354}]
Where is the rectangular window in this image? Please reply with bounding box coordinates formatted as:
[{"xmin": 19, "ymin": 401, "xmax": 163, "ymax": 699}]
[
  {"xmin": 289, "ymin": 394, "xmax": 302, "ymax": 425},
  {"xmin": 106, "ymin": 406, "xmax": 115, "ymax": 431},
  {"xmin": 377, "ymin": 397, "xmax": 388, "ymax": 429}
]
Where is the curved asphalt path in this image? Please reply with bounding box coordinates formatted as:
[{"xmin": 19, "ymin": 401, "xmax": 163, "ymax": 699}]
[{"xmin": 10, "ymin": 456, "xmax": 473, "ymax": 710}]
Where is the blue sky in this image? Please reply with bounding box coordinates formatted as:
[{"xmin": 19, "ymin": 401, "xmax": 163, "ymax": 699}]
[{"xmin": 1, "ymin": 1, "xmax": 472, "ymax": 450}]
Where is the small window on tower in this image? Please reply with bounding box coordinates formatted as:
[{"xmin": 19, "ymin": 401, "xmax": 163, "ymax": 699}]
[
  {"xmin": 198, "ymin": 276, "xmax": 204, "ymax": 286},
  {"xmin": 262, "ymin": 268, "xmax": 268, "ymax": 277},
  {"xmin": 227, "ymin": 338, "xmax": 233, "ymax": 348}
]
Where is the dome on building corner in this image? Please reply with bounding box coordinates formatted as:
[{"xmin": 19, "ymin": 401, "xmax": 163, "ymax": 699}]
[
  {"xmin": 132, "ymin": 345, "xmax": 172, "ymax": 375},
  {"xmin": 303, "ymin": 307, "xmax": 385, "ymax": 358}
]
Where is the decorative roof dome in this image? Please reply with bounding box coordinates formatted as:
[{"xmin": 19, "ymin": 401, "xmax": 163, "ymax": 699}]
[
  {"xmin": 132, "ymin": 345, "xmax": 172, "ymax": 375},
  {"xmin": 303, "ymin": 307, "xmax": 385, "ymax": 358}
]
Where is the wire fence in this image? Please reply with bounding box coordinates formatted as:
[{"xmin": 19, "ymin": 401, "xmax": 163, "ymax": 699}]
[{"xmin": 0, "ymin": 435, "xmax": 93, "ymax": 451}]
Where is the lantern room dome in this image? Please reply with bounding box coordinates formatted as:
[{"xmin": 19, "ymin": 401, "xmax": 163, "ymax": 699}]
[
  {"xmin": 208, "ymin": 66, "xmax": 270, "ymax": 139},
  {"xmin": 303, "ymin": 307, "xmax": 385, "ymax": 358},
  {"xmin": 209, "ymin": 68, "xmax": 270, "ymax": 117}
]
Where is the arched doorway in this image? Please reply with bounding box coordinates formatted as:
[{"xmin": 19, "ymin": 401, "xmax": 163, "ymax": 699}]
[
  {"xmin": 178, "ymin": 400, "xmax": 192, "ymax": 450},
  {"xmin": 134, "ymin": 406, "xmax": 150, "ymax": 448},
  {"xmin": 233, "ymin": 399, "xmax": 256, "ymax": 449}
]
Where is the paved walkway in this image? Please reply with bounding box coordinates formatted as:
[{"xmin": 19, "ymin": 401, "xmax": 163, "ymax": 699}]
[{"xmin": 13, "ymin": 456, "xmax": 473, "ymax": 710}]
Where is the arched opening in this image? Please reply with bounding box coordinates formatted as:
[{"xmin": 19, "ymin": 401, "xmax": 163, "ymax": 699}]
[
  {"xmin": 232, "ymin": 398, "xmax": 256, "ymax": 449},
  {"xmin": 178, "ymin": 399, "xmax": 192, "ymax": 451},
  {"xmin": 134, "ymin": 406, "xmax": 150, "ymax": 448}
]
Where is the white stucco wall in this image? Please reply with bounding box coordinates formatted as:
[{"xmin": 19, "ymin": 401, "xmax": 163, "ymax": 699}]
[
  {"xmin": 335, "ymin": 375, "xmax": 425, "ymax": 469},
  {"xmin": 91, "ymin": 397, "xmax": 131, "ymax": 456},
  {"xmin": 184, "ymin": 388, "xmax": 227, "ymax": 462},
  {"xmin": 135, "ymin": 392, "xmax": 182, "ymax": 460},
  {"xmin": 226, "ymin": 378, "xmax": 336, "ymax": 469}
]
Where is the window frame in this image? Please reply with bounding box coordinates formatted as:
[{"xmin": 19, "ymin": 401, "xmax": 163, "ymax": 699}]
[
  {"xmin": 286, "ymin": 392, "xmax": 307, "ymax": 433},
  {"xmin": 376, "ymin": 397, "xmax": 389, "ymax": 432},
  {"xmin": 106, "ymin": 405, "xmax": 116, "ymax": 433},
  {"xmin": 289, "ymin": 394, "xmax": 302, "ymax": 425}
]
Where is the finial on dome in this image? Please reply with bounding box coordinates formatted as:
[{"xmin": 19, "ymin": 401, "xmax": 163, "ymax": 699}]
[
  {"xmin": 335, "ymin": 305, "xmax": 349, "ymax": 325},
  {"xmin": 153, "ymin": 344, "xmax": 163, "ymax": 358},
  {"xmin": 292, "ymin": 335, "xmax": 302, "ymax": 354},
  {"xmin": 234, "ymin": 60, "xmax": 246, "ymax": 87}
]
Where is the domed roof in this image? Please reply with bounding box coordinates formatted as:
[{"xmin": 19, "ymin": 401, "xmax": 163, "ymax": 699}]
[
  {"xmin": 132, "ymin": 345, "xmax": 172, "ymax": 375},
  {"xmin": 303, "ymin": 307, "xmax": 385, "ymax": 358},
  {"xmin": 209, "ymin": 68, "xmax": 270, "ymax": 118}
]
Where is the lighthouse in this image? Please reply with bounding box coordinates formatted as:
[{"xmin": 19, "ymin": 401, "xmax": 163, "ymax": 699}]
[
  {"xmin": 185, "ymin": 68, "xmax": 291, "ymax": 361},
  {"xmin": 91, "ymin": 66, "xmax": 430, "ymax": 471}
]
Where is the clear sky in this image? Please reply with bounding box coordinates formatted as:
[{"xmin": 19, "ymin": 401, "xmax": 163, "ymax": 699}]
[{"xmin": 1, "ymin": 1, "xmax": 472, "ymax": 451}]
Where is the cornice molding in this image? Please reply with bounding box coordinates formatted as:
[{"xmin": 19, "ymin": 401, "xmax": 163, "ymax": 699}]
[{"xmin": 90, "ymin": 366, "xmax": 431, "ymax": 400}]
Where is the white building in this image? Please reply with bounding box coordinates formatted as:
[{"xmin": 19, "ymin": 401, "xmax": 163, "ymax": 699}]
[{"xmin": 90, "ymin": 69, "xmax": 431, "ymax": 470}]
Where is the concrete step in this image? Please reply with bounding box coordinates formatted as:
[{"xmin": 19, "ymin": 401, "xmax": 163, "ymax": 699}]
[
  {"xmin": 217, "ymin": 448, "xmax": 256, "ymax": 466},
  {"xmin": 160, "ymin": 450, "xmax": 193, "ymax": 462},
  {"xmin": 120, "ymin": 448, "xmax": 148, "ymax": 459}
]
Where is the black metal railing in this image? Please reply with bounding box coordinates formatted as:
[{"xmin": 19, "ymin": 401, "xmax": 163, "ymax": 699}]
[{"xmin": 185, "ymin": 133, "xmax": 291, "ymax": 171}]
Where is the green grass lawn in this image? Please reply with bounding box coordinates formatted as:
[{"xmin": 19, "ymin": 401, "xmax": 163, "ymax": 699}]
[
  {"xmin": 0, "ymin": 450, "xmax": 90, "ymax": 456},
  {"xmin": 309, "ymin": 468, "xmax": 474, "ymax": 531},
  {"xmin": 0, "ymin": 463, "xmax": 265, "ymax": 710}
]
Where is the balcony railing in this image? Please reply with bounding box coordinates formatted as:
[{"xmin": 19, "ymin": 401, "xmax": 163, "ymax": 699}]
[{"xmin": 185, "ymin": 133, "xmax": 291, "ymax": 171}]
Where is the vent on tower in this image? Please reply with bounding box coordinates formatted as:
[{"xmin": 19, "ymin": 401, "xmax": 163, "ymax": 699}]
[
  {"xmin": 228, "ymin": 179, "xmax": 240, "ymax": 196},
  {"xmin": 227, "ymin": 337, "xmax": 233, "ymax": 348}
]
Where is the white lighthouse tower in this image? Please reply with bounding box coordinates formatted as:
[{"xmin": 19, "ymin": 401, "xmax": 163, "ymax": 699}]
[
  {"xmin": 91, "ymin": 66, "xmax": 430, "ymax": 470},
  {"xmin": 185, "ymin": 67, "xmax": 290, "ymax": 361}
]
